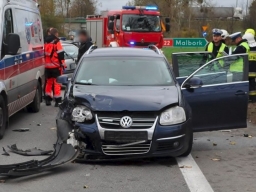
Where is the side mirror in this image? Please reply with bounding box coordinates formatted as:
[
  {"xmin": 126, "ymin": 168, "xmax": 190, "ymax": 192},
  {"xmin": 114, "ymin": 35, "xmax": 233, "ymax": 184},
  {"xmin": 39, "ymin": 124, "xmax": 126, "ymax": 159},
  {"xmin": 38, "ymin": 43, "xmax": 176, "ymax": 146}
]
[
  {"xmin": 183, "ymin": 77, "xmax": 203, "ymax": 89},
  {"xmin": 109, "ymin": 16, "xmax": 115, "ymax": 21},
  {"xmin": 164, "ymin": 17, "xmax": 171, "ymax": 32},
  {"xmin": 57, "ymin": 75, "xmax": 69, "ymax": 86},
  {"xmin": 165, "ymin": 24, "xmax": 171, "ymax": 32},
  {"xmin": 108, "ymin": 22, "xmax": 114, "ymax": 33},
  {"xmin": 165, "ymin": 17, "xmax": 170, "ymax": 23},
  {"xmin": 6, "ymin": 33, "xmax": 21, "ymax": 55},
  {"xmin": 70, "ymin": 63, "xmax": 76, "ymax": 70}
]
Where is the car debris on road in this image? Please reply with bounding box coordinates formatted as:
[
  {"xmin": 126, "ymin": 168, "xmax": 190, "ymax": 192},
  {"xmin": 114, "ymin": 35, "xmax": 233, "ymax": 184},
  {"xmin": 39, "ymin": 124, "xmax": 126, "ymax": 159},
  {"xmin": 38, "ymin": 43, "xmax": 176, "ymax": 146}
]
[
  {"xmin": 12, "ymin": 128, "xmax": 30, "ymax": 132},
  {"xmin": 2, "ymin": 148, "xmax": 10, "ymax": 156},
  {"xmin": 0, "ymin": 139, "xmax": 80, "ymax": 177},
  {"xmin": 7, "ymin": 144, "xmax": 53, "ymax": 156}
]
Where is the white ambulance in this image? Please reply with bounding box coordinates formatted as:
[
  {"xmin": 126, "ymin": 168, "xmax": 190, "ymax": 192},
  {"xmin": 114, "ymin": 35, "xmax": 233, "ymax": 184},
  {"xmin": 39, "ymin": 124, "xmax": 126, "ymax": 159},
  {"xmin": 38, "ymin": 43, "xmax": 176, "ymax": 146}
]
[{"xmin": 0, "ymin": 0, "xmax": 45, "ymax": 139}]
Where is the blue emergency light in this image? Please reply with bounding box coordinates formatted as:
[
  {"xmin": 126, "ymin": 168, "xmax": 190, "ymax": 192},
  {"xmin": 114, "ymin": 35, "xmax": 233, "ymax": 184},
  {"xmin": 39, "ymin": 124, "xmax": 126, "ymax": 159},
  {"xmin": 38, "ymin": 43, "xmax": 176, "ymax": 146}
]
[
  {"xmin": 145, "ymin": 6, "xmax": 158, "ymax": 10},
  {"xmin": 122, "ymin": 6, "xmax": 158, "ymax": 10},
  {"xmin": 130, "ymin": 42, "xmax": 135, "ymax": 45},
  {"xmin": 122, "ymin": 6, "xmax": 136, "ymax": 10}
]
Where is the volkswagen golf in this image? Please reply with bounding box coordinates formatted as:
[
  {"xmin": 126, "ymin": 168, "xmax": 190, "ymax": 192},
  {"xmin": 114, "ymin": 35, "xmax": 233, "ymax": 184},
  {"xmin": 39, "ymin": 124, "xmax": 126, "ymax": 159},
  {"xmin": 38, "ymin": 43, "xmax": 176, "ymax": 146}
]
[{"xmin": 56, "ymin": 45, "xmax": 249, "ymax": 161}]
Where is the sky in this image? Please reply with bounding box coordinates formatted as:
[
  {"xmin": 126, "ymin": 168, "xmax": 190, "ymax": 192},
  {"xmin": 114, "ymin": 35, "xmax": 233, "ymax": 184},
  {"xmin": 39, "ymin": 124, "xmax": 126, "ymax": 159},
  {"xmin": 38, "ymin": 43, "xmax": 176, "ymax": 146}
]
[{"xmin": 98, "ymin": 0, "xmax": 250, "ymax": 11}]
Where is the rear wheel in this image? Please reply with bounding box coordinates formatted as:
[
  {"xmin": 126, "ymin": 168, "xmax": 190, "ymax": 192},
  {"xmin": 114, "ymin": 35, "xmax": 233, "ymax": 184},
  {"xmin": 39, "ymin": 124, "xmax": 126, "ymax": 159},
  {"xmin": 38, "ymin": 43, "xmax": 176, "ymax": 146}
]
[
  {"xmin": 27, "ymin": 82, "xmax": 41, "ymax": 113},
  {"xmin": 0, "ymin": 96, "xmax": 7, "ymax": 140}
]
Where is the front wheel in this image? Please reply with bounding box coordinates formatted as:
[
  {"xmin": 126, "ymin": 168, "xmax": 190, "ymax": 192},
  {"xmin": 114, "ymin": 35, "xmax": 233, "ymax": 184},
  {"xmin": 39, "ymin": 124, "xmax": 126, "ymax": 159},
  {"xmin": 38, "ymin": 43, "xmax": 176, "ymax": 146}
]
[
  {"xmin": 179, "ymin": 132, "xmax": 193, "ymax": 157},
  {"xmin": 0, "ymin": 95, "xmax": 7, "ymax": 140},
  {"xmin": 27, "ymin": 82, "xmax": 41, "ymax": 113}
]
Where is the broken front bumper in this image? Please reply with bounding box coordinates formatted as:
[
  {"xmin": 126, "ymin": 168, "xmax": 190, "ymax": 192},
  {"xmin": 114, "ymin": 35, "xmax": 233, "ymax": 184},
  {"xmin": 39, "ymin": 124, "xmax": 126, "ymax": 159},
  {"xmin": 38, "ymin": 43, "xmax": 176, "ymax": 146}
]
[{"xmin": 58, "ymin": 116, "xmax": 192, "ymax": 160}]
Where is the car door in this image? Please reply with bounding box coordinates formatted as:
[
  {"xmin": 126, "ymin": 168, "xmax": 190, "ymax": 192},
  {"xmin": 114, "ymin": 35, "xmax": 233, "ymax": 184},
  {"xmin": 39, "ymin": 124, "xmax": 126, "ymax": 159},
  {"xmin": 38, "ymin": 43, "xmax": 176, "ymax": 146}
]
[
  {"xmin": 180, "ymin": 53, "xmax": 249, "ymax": 132},
  {"xmin": 1, "ymin": 8, "xmax": 20, "ymax": 116},
  {"xmin": 172, "ymin": 52, "xmax": 214, "ymax": 85}
]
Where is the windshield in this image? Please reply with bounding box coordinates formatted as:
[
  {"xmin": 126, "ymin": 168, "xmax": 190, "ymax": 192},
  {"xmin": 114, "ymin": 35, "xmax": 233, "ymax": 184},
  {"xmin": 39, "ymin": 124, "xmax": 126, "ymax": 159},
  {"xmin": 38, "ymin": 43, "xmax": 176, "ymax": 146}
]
[
  {"xmin": 63, "ymin": 44, "xmax": 78, "ymax": 59},
  {"xmin": 75, "ymin": 57, "xmax": 173, "ymax": 86},
  {"xmin": 122, "ymin": 14, "xmax": 161, "ymax": 32}
]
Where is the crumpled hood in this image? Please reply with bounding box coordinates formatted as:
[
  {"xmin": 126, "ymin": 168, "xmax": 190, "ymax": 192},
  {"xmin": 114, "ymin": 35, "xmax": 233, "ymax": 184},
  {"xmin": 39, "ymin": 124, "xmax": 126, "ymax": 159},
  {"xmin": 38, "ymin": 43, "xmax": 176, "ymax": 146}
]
[{"xmin": 72, "ymin": 85, "xmax": 179, "ymax": 111}]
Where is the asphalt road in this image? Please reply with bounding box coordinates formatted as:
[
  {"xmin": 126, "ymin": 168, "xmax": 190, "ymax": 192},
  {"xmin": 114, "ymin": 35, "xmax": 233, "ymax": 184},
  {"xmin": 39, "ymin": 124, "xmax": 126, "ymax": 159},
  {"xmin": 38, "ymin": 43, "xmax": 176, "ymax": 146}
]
[{"xmin": 0, "ymin": 102, "xmax": 256, "ymax": 192}]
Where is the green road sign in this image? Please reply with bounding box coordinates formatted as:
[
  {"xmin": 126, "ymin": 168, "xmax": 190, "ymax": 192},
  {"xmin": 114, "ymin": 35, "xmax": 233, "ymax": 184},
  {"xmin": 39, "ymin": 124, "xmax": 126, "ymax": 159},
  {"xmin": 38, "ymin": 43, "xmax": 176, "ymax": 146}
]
[{"xmin": 173, "ymin": 38, "xmax": 208, "ymax": 47}]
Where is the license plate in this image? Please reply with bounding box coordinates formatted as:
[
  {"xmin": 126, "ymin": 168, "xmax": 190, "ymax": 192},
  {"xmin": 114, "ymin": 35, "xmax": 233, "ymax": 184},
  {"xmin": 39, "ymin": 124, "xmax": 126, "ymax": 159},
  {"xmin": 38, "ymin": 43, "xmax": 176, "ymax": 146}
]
[{"xmin": 104, "ymin": 131, "xmax": 148, "ymax": 142}]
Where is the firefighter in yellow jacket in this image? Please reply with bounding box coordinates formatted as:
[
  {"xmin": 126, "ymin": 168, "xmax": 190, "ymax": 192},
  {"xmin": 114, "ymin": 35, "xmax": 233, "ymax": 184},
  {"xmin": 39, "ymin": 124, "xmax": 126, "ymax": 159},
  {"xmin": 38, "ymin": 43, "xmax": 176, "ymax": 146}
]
[{"xmin": 243, "ymin": 32, "xmax": 256, "ymax": 102}]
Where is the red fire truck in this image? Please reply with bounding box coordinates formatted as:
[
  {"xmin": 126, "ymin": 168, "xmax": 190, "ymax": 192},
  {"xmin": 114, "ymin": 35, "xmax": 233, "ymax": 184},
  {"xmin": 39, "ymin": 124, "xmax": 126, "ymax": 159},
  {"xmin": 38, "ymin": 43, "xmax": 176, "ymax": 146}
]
[{"xmin": 86, "ymin": 6, "xmax": 170, "ymax": 49}]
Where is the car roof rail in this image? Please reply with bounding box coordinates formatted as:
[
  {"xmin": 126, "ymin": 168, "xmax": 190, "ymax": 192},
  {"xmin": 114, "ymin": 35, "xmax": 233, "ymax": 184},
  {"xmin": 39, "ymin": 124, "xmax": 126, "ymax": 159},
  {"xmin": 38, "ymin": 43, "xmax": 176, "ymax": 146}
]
[
  {"xmin": 87, "ymin": 45, "xmax": 98, "ymax": 54},
  {"xmin": 148, "ymin": 44, "xmax": 161, "ymax": 55}
]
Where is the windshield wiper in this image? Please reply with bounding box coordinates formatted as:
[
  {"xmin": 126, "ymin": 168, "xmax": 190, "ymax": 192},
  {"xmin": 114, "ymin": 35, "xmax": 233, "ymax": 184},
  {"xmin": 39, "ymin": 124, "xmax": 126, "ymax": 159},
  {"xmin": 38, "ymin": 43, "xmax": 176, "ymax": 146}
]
[{"xmin": 75, "ymin": 82, "xmax": 97, "ymax": 85}]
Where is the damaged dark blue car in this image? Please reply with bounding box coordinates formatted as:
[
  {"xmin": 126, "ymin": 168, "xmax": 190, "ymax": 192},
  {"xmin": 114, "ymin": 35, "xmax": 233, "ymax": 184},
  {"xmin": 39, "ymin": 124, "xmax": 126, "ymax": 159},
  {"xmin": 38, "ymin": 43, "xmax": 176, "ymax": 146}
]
[{"xmin": 56, "ymin": 45, "xmax": 249, "ymax": 161}]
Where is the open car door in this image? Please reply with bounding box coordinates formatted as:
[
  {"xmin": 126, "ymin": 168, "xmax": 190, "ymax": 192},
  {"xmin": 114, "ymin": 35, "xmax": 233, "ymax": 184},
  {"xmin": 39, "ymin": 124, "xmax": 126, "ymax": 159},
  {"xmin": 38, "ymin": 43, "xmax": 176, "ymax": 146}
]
[
  {"xmin": 180, "ymin": 53, "xmax": 249, "ymax": 132},
  {"xmin": 172, "ymin": 52, "xmax": 214, "ymax": 85}
]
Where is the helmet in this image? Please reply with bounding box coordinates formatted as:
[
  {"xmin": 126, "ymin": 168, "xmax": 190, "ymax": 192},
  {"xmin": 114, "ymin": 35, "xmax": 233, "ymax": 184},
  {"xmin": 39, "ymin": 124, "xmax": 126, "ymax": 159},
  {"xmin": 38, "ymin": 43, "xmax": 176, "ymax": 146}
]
[
  {"xmin": 242, "ymin": 33, "xmax": 256, "ymax": 46},
  {"xmin": 220, "ymin": 29, "xmax": 229, "ymax": 39},
  {"xmin": 245, "ymin": 28, "xmax": 255, "ymax": 36}
]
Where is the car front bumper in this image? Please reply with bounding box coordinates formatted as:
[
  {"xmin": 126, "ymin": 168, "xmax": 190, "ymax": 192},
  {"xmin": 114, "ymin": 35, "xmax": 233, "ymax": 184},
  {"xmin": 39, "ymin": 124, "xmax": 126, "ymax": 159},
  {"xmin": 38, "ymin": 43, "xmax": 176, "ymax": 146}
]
[{"xmin": 58, "ymin": 116, "xmax": 192, "ymax": 159}]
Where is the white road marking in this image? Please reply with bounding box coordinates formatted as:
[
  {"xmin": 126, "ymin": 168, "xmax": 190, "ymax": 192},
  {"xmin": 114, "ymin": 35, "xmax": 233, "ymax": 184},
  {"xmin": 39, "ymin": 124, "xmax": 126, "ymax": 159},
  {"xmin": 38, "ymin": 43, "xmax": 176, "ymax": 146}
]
[{"xmin": 176, "ymin": 154, "xmax": 214, "ymax": 192}]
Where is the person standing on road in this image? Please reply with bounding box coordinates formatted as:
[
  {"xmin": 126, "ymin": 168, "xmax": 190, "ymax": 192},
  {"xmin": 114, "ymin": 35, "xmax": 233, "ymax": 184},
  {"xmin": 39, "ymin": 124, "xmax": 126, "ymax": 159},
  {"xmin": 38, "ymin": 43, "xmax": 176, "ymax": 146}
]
[
  {"xmin": 229, "ymin": 32, "xmax": 250, "ymax": 81},
  {"xmin": 205, "ymin": 29, "xmax": 229, "ymax": 59},
  {"xmin": 243, "ymin": 32, "xmax": 256, "ymax": 102},
  {"xmin": 44, "ymin": 28, "xmax": 66, "ymax": 107},
  {"xmin": 77, "ymin": 30, "xmax": 93, "ymax": 63}
]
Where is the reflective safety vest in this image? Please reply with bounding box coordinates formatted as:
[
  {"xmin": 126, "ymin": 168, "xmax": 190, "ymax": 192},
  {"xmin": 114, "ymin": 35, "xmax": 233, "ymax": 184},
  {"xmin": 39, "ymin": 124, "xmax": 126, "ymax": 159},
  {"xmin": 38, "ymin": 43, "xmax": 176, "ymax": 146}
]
[
  {"xmin": 249, "ymin": 48, "xmax": 256, "ymax": 77},
  {"xmin": 45, "ymin": 40, "xmax": 65, "ymax": 69},
  {"xmin": 207, "ymin": 42, "xmax": 227, "ymax": 68},
  {"xmin": 230, "ymin": 42, "xmax": 250, "ymax": 72},
  {"xmin": 207, "ymin": 42, "xmax": 227, "ymax": 58}
]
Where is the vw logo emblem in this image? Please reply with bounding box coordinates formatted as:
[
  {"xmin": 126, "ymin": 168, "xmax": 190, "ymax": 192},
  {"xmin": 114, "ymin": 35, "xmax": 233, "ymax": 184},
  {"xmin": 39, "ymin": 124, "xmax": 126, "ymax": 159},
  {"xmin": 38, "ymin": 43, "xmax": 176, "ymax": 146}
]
[{"xmin": 120, "ymin": 116, "xmax": 133, "ymax": 128}]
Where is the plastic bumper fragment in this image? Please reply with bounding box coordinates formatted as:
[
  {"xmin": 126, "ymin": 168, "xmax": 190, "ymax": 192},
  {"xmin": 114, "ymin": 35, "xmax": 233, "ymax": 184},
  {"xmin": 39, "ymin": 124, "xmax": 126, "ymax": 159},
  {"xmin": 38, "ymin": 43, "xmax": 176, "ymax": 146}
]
[
  {"xmin": 8, "ymin": 144, "xmax": 53, "ymax": 156},
  {"xmin": 0, "ymin": 141, "xmax": 79, "ymax": 177}
]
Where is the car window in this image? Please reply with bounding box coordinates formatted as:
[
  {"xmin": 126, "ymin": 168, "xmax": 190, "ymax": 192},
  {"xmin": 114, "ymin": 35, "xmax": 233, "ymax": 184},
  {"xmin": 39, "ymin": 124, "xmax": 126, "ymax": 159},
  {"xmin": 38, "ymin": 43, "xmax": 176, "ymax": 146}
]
[
  {"xmin": 1, "ymin": 9, "xmax": 14, "ymax": 58},
  {"xmin": 183, "ymin": 54, "xmax": 247, "ymax": 87},
  {"xmin": 63, "ymin": 44, "xmax": 78, "ymax": 59},
  {"xmin": 173, "ymin": 52, "xmax": 214, "ymax": 77},
  {"xmin": 75, "ymin": 57, "xmax": 174, "ymax": 86}
]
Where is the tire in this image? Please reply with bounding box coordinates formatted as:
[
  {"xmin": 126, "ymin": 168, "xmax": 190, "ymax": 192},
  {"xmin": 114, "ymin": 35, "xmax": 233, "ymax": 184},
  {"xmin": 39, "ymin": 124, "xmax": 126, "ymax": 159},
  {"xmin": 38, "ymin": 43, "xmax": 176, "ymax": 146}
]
[
  {"xmin": 179, "ymin": 132, "xmax": 193, "ymax": 157},
  {"xmin": 27, "ymin": 82, "xmax": 41, "ymax": 113},
  {"xmin": 0, "ymin": 95, "xmax": 7, "ymax": 140}
]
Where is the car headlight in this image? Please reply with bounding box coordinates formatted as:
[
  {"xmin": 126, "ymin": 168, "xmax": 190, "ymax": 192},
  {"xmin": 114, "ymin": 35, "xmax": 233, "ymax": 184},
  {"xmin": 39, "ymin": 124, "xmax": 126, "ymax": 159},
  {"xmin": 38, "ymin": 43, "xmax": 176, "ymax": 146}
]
[
  {"xmin": 160, "ymin": 106, "xmax": 186, "ymax": 125},
  {"xmin": 72, "ymin": 106, "xmax": 93, "ymax": 122}
]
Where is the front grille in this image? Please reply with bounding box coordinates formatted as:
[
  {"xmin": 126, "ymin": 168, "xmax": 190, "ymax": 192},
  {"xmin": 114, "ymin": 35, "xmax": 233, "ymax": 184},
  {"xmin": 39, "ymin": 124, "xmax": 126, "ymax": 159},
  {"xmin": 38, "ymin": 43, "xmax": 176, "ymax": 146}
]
[
  {"xmin": 98, "ymin": 117, "xmax": 155, "ymax": 129},
  {"xmin": 97, "ymin": 112, "xmax": 157, "ymax": 129},
  {"xmin": 104, "ymin": 131, "xmax": 148, "ymax": 143},
  {"xmin": 102, "ymin": 142, "xmax": 151, "ymax": 155}
]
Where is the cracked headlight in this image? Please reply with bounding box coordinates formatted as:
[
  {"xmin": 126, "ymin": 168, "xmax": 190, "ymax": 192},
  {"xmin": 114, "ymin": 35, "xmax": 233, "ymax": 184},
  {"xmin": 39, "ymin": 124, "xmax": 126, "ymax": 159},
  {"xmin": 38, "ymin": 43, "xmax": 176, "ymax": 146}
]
[
  {"xmin": 160, "ymin": 106, "xmax": 186, "ymax": 125},
  {"xmin": 72, "ymin": 106, "xmax": 93, "ymax": 122}
]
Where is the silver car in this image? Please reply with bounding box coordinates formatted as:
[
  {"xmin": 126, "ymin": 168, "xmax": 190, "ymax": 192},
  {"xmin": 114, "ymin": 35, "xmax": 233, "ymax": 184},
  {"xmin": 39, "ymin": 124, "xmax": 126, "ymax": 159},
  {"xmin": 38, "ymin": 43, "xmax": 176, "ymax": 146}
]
[{"xmin": 62, "ymin": 42, "xmax": 79, "ymax": 78}]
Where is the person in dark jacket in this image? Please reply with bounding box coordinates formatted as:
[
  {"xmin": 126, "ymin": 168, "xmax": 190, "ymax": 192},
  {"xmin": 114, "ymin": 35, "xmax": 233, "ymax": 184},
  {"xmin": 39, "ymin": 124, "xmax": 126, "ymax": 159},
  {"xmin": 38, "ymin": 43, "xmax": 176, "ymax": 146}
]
[{"xmin": 77, "ymin": 30, "xmax": 93, "ymax": 63}]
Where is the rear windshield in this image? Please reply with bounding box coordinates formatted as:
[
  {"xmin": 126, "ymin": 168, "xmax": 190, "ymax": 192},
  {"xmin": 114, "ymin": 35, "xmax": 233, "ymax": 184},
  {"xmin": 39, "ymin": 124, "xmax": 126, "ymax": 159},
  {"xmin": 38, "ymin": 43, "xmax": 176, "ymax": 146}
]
[{"xmin": 75, "ymin": 57, "xmax": 174, "ymax": 86}]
